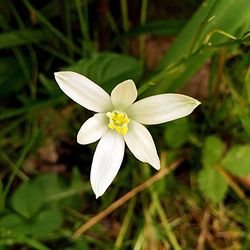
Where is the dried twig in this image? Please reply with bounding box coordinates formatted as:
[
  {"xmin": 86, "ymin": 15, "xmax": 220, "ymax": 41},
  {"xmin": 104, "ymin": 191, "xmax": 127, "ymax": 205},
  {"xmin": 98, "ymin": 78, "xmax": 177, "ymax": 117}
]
[
  {"xmin": 72, "ymin": 158, "xmax": 184, "ymax": 239},
  {"xmin": 196, "ymin": 210, "xmax": 210, "ymax": 250}
]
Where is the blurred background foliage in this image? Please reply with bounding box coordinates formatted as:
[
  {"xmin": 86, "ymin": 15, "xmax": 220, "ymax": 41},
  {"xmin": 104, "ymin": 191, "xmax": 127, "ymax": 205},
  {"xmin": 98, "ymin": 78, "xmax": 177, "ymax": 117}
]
[{"xmin": 0, "ymin": 0, "xmax": 250, "ymax": 249}]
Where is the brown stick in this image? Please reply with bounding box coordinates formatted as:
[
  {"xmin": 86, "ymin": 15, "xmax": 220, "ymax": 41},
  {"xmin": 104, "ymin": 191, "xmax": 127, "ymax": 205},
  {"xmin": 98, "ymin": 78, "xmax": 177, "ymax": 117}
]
[
  {"xmin": 196, "ymin": 210, "xmax": 210, "ymax": 250},
  {"xmin": 72, "ymin": 158, "xmax": 183, "ymax": 239}
]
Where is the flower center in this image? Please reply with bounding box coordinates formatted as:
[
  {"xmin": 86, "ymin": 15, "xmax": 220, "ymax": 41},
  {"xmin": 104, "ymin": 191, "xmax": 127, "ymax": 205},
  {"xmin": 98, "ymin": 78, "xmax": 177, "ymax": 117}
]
[{"xmin": 106, "ymin": 110, "xmax": 130, "ymax": 135}]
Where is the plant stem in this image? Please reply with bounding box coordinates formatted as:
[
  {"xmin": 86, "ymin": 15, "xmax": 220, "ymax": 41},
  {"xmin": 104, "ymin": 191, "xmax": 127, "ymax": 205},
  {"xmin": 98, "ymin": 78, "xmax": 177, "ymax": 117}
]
[{"xmin": 139, "ymin": 0, "xmax": 148, "ymax": 64}]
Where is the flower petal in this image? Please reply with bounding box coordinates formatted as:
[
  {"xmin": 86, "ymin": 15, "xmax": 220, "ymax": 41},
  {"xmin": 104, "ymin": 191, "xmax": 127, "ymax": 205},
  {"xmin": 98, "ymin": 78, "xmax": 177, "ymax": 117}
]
[
  {"xmin": 111, "ymin": 79, "xmax": 137, "ymax": 110},
  {"xmin": 54, "ymin": 71, "xmax": 112, "ymax": 112},
  {"xmin": 77, "ymin": 113, "xmax": 108, "ymax": 145},
  {"xmin": 124, "ymin": 120, "xmax": 160, "ymax": 170},
  {"xmin": 90, "ymin": 130, "xmax": 125, "ymax": 198},
  {"xmin": 127, "ymin": 94, "xmax": 200, "ymax": 125}
]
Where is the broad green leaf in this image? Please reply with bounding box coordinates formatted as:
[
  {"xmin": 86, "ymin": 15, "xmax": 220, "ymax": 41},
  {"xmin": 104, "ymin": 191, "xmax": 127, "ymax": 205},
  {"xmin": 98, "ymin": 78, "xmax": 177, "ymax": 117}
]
[
  {"xmin": 33, "ymin": 173, "xmax": 66, "ymax": 202},
  {"xmin": 150, "ymin": 50, "xmax": 212, "ymax": 94},
  {"xmin": 0, "ymin": 30, "xmax": 46, "ymax": 49},
  {"xmin": 164, "ymin": 118, "xmax": 191, "ymax": 148},
  {"xmin": 33, "ymin": 173, "xmax": 89, "ymax": 205},
  {"xmin": 0, "ymin": 214, "xmax": 28, "ymax": 233},
  {"xmin": 11, "ymin": 182, "xmax": 43, "ymax": 219},
  {"xmin": 158, "ymin": 0, "xmax": 219, "ymax": 68},
  {"xmin": 162, "ymin": 0, "xmax": 250, "ymax": 65},
  {"xmin": 0, "ymin": 227, "xmax": 50, "ymax": 250},
  {"xmin": 29, "ymin": 208, "xmax": 63, "ymax": 237},
  {"xmin": 198, "ymin": 166, "xmax": 228, "ymax": 203},
  {"xmin": 66, "ymin": 52, "xmax": 143, "ymax": 92},
  {"xmin": 151, "ymin": 0, "xmax": 250, "ymax": 93},
  {"xmin": 202, "ymin": 136, "xmax": 224, "ymax": 167},
  {"xmin": 222, "ymin": 145, "xmax": 250, "ymax": 176},
  {"xmin": 0, "ymin": 210, "xmax": 62, "ymax": 238}
]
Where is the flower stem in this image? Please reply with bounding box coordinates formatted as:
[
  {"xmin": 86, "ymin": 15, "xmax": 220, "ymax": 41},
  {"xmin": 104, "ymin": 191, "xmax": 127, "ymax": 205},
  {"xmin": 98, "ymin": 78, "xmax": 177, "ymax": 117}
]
[
  {"xmin": 120, "ymin": 0, "xmax": 129, "ymax": 32},
  {"xmin": 151, "ymin": 190, "xmax": 182, "ymax": 250}
]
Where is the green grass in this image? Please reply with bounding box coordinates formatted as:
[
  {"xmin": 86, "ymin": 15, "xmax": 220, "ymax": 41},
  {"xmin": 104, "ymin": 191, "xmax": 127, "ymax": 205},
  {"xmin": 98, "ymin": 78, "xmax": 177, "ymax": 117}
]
[{"xmin": 0, "ymin": 0, "xmax": 250, "ymax": 249}]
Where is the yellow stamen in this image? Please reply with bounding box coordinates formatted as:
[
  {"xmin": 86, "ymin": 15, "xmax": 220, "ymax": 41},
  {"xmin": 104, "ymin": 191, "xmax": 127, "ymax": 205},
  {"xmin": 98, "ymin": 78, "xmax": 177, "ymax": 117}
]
[{"xmin": 106, "ymin": 110, "xmax": 130, "ymax": 135}]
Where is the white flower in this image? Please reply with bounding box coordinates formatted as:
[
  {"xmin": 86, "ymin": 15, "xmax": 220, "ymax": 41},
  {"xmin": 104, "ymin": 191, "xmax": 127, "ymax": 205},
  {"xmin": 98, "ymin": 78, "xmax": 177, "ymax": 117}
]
[{"xmin": 54, "ymin": 71, "xmax": 200, "ymax": 198}]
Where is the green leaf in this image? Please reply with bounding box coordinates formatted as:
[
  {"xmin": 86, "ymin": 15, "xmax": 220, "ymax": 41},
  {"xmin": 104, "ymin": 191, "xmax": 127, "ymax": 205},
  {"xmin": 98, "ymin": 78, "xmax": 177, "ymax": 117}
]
[
  {"xmin": 151, "ymin": 0, "xmax": 250, "ymax": 93},
  {"xmin": 0, "ymin": 214, "xmax": 28, "ymax": 233},
  {"xmin": 160, "ymin": 0, "xmax": 250, "ymax": 64},
  {"xmin": 202, "ymin": 136, "xmax": 224, "ymax": 167},
  {"xmin": 222, "ymin": 145, "xmax": 250, "ymax": 176},
  {"xmin": 164, "ymin": 118, "xmax": 191, "ymax": 148},
  {"xmin": 0, "ymin": 209, "xmax": 62, "ymax": 238},
  {"xmin": 32, "ymin": 173, "xmax": 89, "ymax": 205},
  {"xmin": 39, "ymin": 73, "xmax": 62, "ymax": 95},
  {"xmin": 73, "ymin": 239, "xmax": 90, "ymax": 250},
  {"xmin": 0, "ymin": 95, "xmax": 65, "ymax": 121},
  {"xmin": 242, "ymin": 30, "xmax": 250, "ymax": 46},
  {"xmin": 0, "ymin": 58, "xmax": 27, "ymax": 99},
  {"xmin": 29, "ymin": 208, "xmax": 63, "ymax": 237},
  {"xmin": 0, "ymin": 30, "xmax": 46, "ymax": 49},
  {"xmin": 246, "ymin": 67, "xmax": 250, "ymax": 104},
  {"xmin": 198, "ymin": 166, "xmax": 228, "ymax": 203},
  {"xmin": 210, "ymin": 99, "xmax": 233, "ymax": 128},
  {"xmin": 70, "ymin": 167, "xmax": 84, "ymax": 188},
  {"xmin": 11, "ymin": 182, "xmax": 43, "ymax": 219},
  {"xmin": 0, "ymin": 227, "xmax": 50, "ymax": 250},
  {"xmin": 66, "ymin": 52, "xmax": 143, "ymax": 92},
  {"xmin": 33, "ymin": 173, "xmax": 66, "ymax": 201},
  {"xmin": 239, "ymin": 107, "xmax": 250, "ymax": 137},
  {"xmin": 0, "ymin": 180, "xmax": 4, "ymax": 213},
  {"xmin": 62, "ymin": 167, "xmax": 87, "ymax": 209}
]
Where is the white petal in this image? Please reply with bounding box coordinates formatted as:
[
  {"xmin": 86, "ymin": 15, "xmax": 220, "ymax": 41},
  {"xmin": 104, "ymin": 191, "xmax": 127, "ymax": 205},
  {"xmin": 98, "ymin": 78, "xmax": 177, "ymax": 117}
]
[
  {"xmin": 124, "ymin": 120, "xmax": 160, "ymax": 170},
  {"xmin": 77, "ymin": 113, "xmax": 108, "ymax": 145},
  {"xmin": 54, "ymin": 71, "xmax": 112, "ymax": 112},
  {"xmin": 127, "ymin": 94, "xmax": 200, "ymax": 125},
  {"xmin": 111, "ymin": 79, "xmax": 137, "ymax": 110},
  {"xmin": 90, "ymin": 130, "xmax": 125, "ymax": 198}
]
